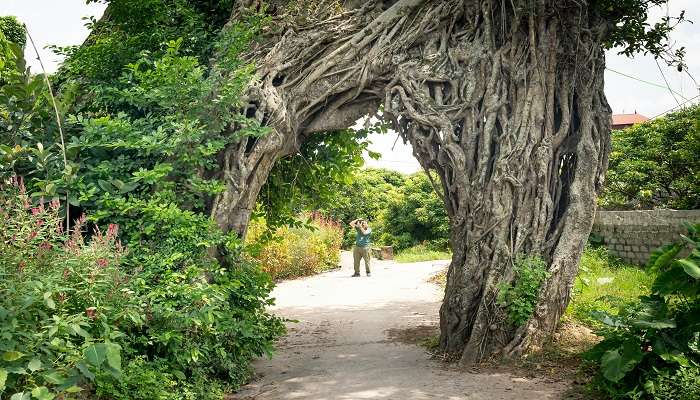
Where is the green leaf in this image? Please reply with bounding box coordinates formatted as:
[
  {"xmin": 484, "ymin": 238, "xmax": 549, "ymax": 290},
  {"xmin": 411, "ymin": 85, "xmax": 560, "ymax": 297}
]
[
  {"xmin": 70, "ymin": 324, "xmax": 91, "ymax": 339},
  {"xmin": 43, "ymin": 293, "xmax": 55, "ymax": 310},
  {"xmin": 631, "ymin": 319, "xmax": 676, "ymax": 329},
  {"xmin": 3, "ymin": 351, "xmax": 25, "ymax": 362},
  {"xmin": 27, "ymin": 359, "xmax": 42, "ymax": 372},
  {"xmin": 173, "ymin": 370, "xmax": 186, "ymax": 380},
  {"xmin": 0, "ymin": 368, "xmax": 7, "ymax": 391},
  {"xmin": 677, "ymin": 259, "xmax": 700, "ymax": 279},
  {"xmin": 75, "ymin": 362, "xmax": 94, "ymax": 381},
  {"xmin": 10, "ymin": 393, "xmax": 30, "ymax": 400},
  {"xmin": 30, "ymin": 386, "xmax": 54, "ymax": 400},
  {"xmin": 64, "ymin": 386, "xmax": 82, "ymax": 394},
  {"xmin": 41, "ymin": 371, "xmax": 65, "ymax": 385},
  {"xmin": 104, "ymin": 343, "xmax": 121, "ymax": 372},
  {"xmin": 600, "ymin": 341, "xmax": 644, "ymax": 382},
  {"xmin": 84, "ymin": 344, "xmax": 106, "ymax": 367}
]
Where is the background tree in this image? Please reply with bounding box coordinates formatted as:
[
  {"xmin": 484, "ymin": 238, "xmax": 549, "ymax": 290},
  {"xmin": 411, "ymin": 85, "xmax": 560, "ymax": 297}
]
[
  {"xmin": 600, "ymin": 104, "xmax": 700, "ymax": 210},
  {"xmin": 381, "ymin": 172, "xmax": 449, "ymax": 251}
]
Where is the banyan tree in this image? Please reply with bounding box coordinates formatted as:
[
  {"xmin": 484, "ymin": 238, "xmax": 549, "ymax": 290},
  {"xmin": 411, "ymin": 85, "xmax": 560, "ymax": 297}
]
[{"xmin": 104, "ymin": 0, "xmax": 684, "ymax": 365}]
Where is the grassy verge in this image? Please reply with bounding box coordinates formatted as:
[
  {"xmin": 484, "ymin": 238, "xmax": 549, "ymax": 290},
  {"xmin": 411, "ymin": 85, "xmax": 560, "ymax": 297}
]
[
  {"xmin": 395, "ymin": 244, "xmax": 452, "ymax": 263},
  {"xmin": 566, "ymin": 246, "xmax": 655, "ymax": 326}
]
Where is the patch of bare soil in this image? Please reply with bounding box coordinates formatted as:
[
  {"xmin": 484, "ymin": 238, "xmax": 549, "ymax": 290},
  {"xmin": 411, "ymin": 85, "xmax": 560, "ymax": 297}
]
[
  {"xmin": 467, "ymin": 321, "xmax": 603, "ymax": 399},
  {"xmin": 385, "ymin": 324, "xmax": 440, "ymax": 345}
]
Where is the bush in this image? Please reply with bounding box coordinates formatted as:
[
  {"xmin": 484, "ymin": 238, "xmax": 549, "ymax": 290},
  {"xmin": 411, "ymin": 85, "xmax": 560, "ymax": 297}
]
[
  {"xmin": 600, "ymin": 105, "xmax": 700, "ymax": 210},
  {"xmin": 497, "ymin": 255, "xmax": 550, "ymax": 327},
  {"xmin": 0, "ymin": 180, "xmax": 139, "ymax": 399},
  {"xmin": 247, "ymin": 213, "xmax": 343, "ymax": 280},
  {"xmin": 111, "ymin": 199, "xmax": 285, "ymax": 393},
  {"xmin": 585, "ymin": 223, "xmax": 700, "ymax": 399},
  {"xmin": 381, "ymin": 172, "xmax": 449, "ymax": 251}
]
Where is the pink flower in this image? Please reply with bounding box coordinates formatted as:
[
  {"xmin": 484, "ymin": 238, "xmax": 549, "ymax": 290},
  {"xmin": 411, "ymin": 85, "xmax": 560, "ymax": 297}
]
[
  {"xmin": 50, "ymin": 199, "xmax": 60, "ymax": 209},
  {"xmin": 85, "ymin": 307, "xmax": 97, "ymax": 319},
  {"xmin": 29, "ymin": 231, "xmax": 37, "ymax": 240},
  {"xmin": 106, "ymin": 224, "xmax": 119, "ymax": 240},
  {"xmin": 39, "ymin": 241, "xmax": 52, "ymax": 250},
  {"xmin": 31, "ymin": 207, "xmax": 41, "ymax": 216},
  {"xmin": 96, "ymin": 258, "xmax": 109, "ymax": 268}
]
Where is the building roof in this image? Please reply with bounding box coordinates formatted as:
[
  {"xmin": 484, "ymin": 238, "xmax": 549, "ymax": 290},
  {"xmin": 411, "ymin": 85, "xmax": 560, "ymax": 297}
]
[{"xmin": 612, "ymin": 113, "xmax": 649, "ymax": 127}]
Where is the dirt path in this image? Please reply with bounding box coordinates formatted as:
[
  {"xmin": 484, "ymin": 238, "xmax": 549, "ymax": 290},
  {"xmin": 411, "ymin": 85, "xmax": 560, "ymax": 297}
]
[{"xmin": 233, "ymin": 252, "xmax": 569, "ymax": 400}]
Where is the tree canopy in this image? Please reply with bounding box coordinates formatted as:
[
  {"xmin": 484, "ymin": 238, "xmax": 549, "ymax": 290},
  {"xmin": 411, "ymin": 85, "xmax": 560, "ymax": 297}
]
[{"xmin": 601, "ymin": 105, "xmax": 700, "ymax": 210}]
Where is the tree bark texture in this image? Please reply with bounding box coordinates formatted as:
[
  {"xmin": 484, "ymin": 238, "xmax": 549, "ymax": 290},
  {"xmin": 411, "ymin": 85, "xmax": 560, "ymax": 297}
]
[{"xmin": 214, "ymin": 0, "xmax": 612, "ymax": 363}]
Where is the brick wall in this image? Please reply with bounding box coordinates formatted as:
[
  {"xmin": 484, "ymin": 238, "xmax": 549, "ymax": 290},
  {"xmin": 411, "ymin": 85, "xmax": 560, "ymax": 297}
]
[{"xmin": 591, "ymin": 210, "xmax": 700, "ymax": 265}]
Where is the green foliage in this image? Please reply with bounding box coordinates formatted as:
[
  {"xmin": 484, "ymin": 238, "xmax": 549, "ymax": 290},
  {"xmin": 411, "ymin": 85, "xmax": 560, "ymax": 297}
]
[
  {"xmin": 316, "ymin": 168, "xmax": 449, "ymax": 251},
  {"xmin": 0, "ymin": 16, "xmax": 26, "ymax": 48},
  {"xmin": 394, "ymin": 244, "xmax": 451, "ymax": 263},
  {"xmin": 381, "ymin": 172, "xmax": 449, "ymax": 251},
  {"xmin": 0, "ymin": 182, "xmax": 138, "ymax": 399},
  {"xmin": 601, "ymin": 104, "xmax": 700, "ymax": 210},
  {"xmin": 497, "ymin": 255, "xmax": 551, "ymax": 327},
  {"xmin": 260, "ymin": 124, "xmax": 384, "ymax": 227},
  {"xmin": 593, "ymin": 0, "xmax": 686, "ymax": 67},
  {"xmin": 247, "ymin": 213, "xmax": 344, "ymax": 280},
  {"xmin": 567, "ymin": 247, "xmax": 656, "ymax": 326},
  {"xmin": 56, "ymin": 0, "xmax": 234, "ymax": 83},
  {"xmin": 1, "ymin": 7, "xmax": 285, "ymax": 399},
  {"xmin": 585, "ymin": 223, "xmax": 700, "ymax": 399}
]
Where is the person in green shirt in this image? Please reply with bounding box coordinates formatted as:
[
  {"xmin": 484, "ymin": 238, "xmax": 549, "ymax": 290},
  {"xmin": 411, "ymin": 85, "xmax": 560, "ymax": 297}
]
[{"xmin": 350, "ymin": 218, "xmax": 372, "ymax": 277}]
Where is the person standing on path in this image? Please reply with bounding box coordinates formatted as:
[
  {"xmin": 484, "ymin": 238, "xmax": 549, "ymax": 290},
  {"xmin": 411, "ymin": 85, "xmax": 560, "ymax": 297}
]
[{"xmin": 350, "ymin": 218, "xmax": 372, "ymax": 277}]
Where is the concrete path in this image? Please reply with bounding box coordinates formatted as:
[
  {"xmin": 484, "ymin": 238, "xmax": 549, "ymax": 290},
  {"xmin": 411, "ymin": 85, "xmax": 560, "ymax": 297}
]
[{"xmin": 233, "ymin": 252, "xmax": 569, "ymax": 400}]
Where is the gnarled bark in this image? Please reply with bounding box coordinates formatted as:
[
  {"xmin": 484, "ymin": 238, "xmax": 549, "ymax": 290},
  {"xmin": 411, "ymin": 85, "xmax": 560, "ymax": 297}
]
[{"xmin": 214, "ymin": 0, "xmax": 612, "ymax": 364}]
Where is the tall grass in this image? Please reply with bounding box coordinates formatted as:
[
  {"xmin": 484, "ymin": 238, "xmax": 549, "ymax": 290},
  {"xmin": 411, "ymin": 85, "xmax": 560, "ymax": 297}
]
[
  {"xmin": 566, "ymin": 246, "xmax": 655, "ymax": 326},
  {"xmin": 246, "ymin": 213, "xmax": 344, "ymax": 280}
]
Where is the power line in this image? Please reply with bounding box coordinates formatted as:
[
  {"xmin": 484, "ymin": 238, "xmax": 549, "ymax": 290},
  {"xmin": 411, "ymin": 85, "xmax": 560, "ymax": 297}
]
[
  {"xmin": 655, "ymin": 59, "xmax": 684, "ymax": 105},
  {"xmin": 606, "ymin": 67, "xmax": 691, "ymax": 100},
  {"xmin": 648, "ymin": 93, "xmax": 700, "ymax": 120}
]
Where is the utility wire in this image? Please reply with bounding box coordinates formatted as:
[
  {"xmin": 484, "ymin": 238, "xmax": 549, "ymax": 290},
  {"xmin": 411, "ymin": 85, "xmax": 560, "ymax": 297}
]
[
  {"xmin": 648, "ymin": 93, "xmax": 700, "ymax": 120},
  {"xmin": 606, "ymin": 67, "xmax": 689, "ymax": 100},
  {"xmin": 656, "ymin": 59, "xmax": 683, "ymax": 106}
]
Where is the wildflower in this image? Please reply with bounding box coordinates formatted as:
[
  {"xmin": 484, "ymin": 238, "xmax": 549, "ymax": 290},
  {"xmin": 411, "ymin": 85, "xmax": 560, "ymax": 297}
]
[
  {"xmin": 50, "ymin": 198, "xmax": 60, "ymax": 209},
  {"xmin": 63, "ymin": 268, "xmax": 70, "ymax": 279},
  {"xmin": 96, "ymin": 258, "xmax": 109, "ymax": 268},
  {"xmin": 39, "ymin": 241, "xmax": 52, "ymax": 250},
  {"xmin": 85, "ymin": 307, "xmax": 97, "ymax": 319},
  {"xmin": 18, "ymin": 260, "xmax": 26, "ymax": 273},
  {"xmin": 106, "ymin": 224, "xmax": 119, "ymax": 240},
  {"xmin": 31, "ymin": 207, "xmax": 41, "ymax": 216}
]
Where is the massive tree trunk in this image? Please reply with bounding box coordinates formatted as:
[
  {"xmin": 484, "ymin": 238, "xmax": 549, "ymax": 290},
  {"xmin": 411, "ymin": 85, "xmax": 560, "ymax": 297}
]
[{"xmin": 214, "ymin": 0, "xmax": 611, "ymax": 363}]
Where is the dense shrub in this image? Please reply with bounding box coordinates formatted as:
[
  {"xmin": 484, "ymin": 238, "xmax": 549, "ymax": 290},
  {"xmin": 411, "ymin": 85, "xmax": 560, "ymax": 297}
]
[
  {"xmin": 379, "ymin": 172, "xmax": 449, "ymax": 251},
  {"xmin": 600, "ymin": 105, "xmax": 700, "ymax": 210},
  {"xmin": 0, "ymin": 181, "xmax": 139, "ymax": 399},
  {"xmin": 247, "ymin": 213, "xmax": 343, "ymax": 280},
  {"xmin": 585, "ymin": 223, "xmax": 700, "ymax": 399},
  {"xmin": 0, "ymin": 181, "xmax": 285, "ymax": 399}
]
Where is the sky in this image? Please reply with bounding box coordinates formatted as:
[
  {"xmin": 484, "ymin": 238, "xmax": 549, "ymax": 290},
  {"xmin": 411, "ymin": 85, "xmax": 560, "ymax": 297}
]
[{"xmin": 2, "ymin": 0, "xmax": 699, "ymax": 174}]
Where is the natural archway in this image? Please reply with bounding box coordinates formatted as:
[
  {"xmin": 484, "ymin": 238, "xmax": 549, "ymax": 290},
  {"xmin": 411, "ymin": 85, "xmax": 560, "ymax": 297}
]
[{"xmin": 208, "ymin": 0, "xmax": 635, "ymax": 365}]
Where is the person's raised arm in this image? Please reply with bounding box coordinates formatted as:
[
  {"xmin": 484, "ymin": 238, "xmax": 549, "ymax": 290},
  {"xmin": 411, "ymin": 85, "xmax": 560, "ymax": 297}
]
[{"xmin": 349, "ymin": 219, "xmax": 358, "ymax": 228}]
